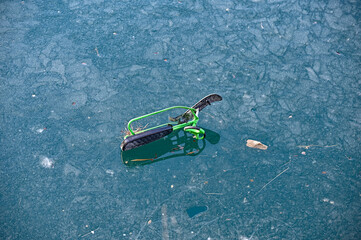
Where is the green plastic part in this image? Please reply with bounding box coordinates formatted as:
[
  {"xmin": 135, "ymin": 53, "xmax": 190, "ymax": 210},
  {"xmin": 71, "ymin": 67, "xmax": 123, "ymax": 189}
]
[
  {"xmin": 184, "ymin": 127, "xmax": 205, "ymax": 140},
  {"xmin": 125, "ymin": 106, "xmax": 204, "ymax": 139}
]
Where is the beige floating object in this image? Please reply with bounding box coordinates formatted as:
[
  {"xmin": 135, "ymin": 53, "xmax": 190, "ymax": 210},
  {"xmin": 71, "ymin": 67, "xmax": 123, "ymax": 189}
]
[{"xmin": 246, "ymin": 140, "xmax": 268, "ymax": 150}]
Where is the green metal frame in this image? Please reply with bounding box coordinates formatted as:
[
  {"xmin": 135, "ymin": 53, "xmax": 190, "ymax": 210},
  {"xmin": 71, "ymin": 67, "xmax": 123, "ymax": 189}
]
[{"xmin": 125, "ymin": 106, "xmax": 205, "ymax": 139}]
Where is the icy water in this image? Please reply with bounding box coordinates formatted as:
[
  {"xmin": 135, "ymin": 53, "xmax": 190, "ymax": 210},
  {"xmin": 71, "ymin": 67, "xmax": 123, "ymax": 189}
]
[{"xmin": 1, "ymin": 0, "xmax": 361, "ymax": 239}]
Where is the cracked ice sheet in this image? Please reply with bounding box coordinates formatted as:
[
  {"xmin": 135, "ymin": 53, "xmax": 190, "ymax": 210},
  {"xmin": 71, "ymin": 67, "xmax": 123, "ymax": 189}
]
[{"xmin": 1, "ymin": 0, "xmax": 361, "ymax": 239}]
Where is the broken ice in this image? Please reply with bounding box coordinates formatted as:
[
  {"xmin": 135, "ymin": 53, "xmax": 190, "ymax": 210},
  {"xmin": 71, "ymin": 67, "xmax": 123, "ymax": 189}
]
[{"xmin": 40, "ymin": 156, "xmax": 54, "ymax": 168}]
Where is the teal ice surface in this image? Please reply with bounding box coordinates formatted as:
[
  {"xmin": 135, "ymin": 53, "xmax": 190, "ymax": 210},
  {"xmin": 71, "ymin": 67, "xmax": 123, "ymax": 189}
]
[{"xmin": 1, "ymin": 0, "xmax": 361, "ymax": 239}]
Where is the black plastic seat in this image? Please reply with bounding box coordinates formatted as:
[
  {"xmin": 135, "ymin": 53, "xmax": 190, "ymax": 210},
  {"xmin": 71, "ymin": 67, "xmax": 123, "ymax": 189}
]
[{"xmin": 121, "ymin": 125, "xmax": 173, "ymax": 151}]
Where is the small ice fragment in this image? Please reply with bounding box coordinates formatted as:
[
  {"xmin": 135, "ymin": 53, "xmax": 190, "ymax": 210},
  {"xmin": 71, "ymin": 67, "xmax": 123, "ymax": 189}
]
[
  {"xmin": 40, "ymin": 156, "xmax": 54, "ymax": 168},
  {"xmin": 246, "ymin": 140, "xmax": 268, "ymax": 150},
  {"xmin": 31, "ymin": 126, "xmax": 46, "ymax": 134},
  {"xmin": 36, "ymin": 128, "xmax": 45, "ymax": 133}
]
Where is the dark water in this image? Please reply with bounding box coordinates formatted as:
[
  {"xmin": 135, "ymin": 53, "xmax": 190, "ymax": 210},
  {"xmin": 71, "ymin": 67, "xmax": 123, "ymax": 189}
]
[{"xmin": 1, "ymin": 0, "xmax": 361, "ymax": 239}]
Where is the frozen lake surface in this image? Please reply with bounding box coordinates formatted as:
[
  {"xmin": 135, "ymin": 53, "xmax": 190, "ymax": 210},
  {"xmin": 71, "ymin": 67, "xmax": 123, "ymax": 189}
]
[{"xmin": 1, "ymin": 0, "xmax": 360, "ymax": 239}]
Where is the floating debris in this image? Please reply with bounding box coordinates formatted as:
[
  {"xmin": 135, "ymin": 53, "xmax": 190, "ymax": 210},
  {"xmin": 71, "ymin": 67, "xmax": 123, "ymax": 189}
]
[
  {"xmin": 297, "ymin": 144, "xmax": 337, "ymax": 149},
  {"xmin": 95, "ymin": 47, "xmax": 100, "ymax": 56},
  {"xmin": 256, "ymin": 167, "xmax": 289, "ymax": 195},
  {"xmin": 121, "ymin": 123, "xmax": 149, "ymax": 138},
  {"xmin": 246, "ymin": 139, "xmax": 268, "ymax": 150}
]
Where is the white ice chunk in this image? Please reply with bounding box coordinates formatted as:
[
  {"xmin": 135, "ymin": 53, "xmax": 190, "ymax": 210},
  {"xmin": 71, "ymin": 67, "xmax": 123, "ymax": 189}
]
[
  {"xmin": 36, "ymin": 128, "xmax": 45, "ymax": 133},
  {"xmin": 40, "ymin": 156, "xmax": 54, "ymax": 168},
  {"xmin": 31, "ymin": 126, "xmax": 45, "ymax": 134},
  {"xmin": 106, "ymin": 169, "xmax": 114, "ymax": 176}
]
